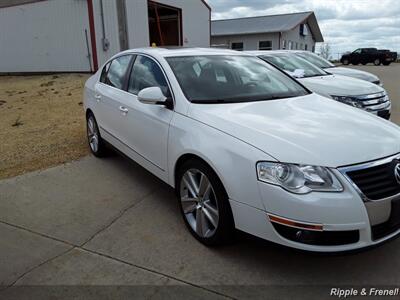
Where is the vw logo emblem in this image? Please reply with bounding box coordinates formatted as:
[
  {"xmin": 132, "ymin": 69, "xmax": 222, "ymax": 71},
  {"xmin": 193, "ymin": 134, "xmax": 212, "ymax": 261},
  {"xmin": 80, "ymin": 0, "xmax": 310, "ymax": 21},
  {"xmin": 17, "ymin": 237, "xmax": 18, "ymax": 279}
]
[{"xmin": 394, "ymin": 163, "xmax": 400, "ymax": 184}]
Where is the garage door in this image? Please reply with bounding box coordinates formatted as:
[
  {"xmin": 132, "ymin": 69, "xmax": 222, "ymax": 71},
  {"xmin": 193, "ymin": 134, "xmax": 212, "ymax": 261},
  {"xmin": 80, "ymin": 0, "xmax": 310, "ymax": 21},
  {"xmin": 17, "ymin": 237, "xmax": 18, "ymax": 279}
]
[{"xmin": 0, "ymin": 0, "xmax": 92, "ymax": 73}]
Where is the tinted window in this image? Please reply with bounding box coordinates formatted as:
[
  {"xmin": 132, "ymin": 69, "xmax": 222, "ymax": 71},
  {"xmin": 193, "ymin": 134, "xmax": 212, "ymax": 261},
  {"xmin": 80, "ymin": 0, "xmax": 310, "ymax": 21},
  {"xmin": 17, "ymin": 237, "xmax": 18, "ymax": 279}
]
[
  {"xmin": 100, "ymin": 62, "xmax": 111, "ymax": 83},
  {"xmin": 260, "ymin": 54, "xmax": 328, "ymax": 78},
  {"xmin": 103, "ymin": 55, "xmax": 132, "ymax": 89},
  {"xmin": 166, "ymin": 55, "xmax": 309, "ymax": 103},
  {"xmin": 128, "ymin": 55, "xmax": 170, "ymax": 96},
  {"xmin": 296, "ymin": 52, "xmax": 335, "ymax": 68}
]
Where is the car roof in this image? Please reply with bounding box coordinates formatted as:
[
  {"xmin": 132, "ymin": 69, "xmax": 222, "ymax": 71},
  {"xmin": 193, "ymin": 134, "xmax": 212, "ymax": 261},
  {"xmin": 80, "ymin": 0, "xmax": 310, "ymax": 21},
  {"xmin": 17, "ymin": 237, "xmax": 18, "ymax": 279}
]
[
  {"xmin": 245, "ymin": 50, "xmax": 307, "ymax": 56},
  {"xmin": 118, "ymin": 47, "xmax": 250, "ymax": 58}
]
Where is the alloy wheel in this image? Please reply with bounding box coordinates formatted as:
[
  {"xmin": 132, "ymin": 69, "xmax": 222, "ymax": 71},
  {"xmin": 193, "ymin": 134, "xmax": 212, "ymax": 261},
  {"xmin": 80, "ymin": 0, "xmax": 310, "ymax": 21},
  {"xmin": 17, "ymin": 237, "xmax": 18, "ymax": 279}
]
[
  {"xmin": 180, "ymin": 169, "xmax": 219, "ymax": 238},
  {"xmin": 87, "ymin": 116, "xmax": 99, "ymax": 153}
]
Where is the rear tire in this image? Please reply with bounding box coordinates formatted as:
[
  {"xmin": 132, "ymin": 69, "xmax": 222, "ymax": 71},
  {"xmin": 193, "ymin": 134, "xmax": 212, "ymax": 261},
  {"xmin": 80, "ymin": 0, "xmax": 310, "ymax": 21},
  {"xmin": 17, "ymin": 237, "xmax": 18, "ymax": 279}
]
[
  {"xmin": 374, "ymin": 59, "xmax": 381, "ymax": 66},
  {"xmin": 176, "ymin": 159, "xmax": 235, "ymax": 246},
  {"xmin": 86, "ymin": 113, "xmax": 108, "ymax": 157}
]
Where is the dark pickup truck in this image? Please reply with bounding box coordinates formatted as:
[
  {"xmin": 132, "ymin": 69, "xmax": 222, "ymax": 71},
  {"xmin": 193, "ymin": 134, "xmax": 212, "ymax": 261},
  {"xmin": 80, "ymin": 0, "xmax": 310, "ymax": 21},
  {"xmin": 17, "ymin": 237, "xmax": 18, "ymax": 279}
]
[{"xmin": 341, "ymin": 48, "xmax": 397, "ymax": 66}]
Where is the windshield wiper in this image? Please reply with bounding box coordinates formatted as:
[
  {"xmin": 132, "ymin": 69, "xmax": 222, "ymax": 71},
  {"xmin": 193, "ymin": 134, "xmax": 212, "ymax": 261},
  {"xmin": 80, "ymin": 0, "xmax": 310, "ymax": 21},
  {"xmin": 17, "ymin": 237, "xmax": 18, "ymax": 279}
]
[
  {"xmin": 191, "ymin": 95, "xmax": 301, "ymax": 104},
  {"xmin": 303, "ymin": 73, "xmax": 330, "ymax": 78}
]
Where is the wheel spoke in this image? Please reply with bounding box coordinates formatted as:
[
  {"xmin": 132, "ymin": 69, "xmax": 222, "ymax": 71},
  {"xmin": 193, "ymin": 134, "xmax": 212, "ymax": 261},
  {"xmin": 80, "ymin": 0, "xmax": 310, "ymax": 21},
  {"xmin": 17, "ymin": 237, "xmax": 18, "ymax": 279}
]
[
  {"xmin": 198, "ymin": 174, "xmax": 211, "ymax": 197},
  {"xmin": 88, "ymin": 119, "xmax": 95, "ymax": 134},
  {"xmin": 182, "ymin": 201, "xmax": 197, "ymax": 214},
  {"xmin": 195, "ymin": 208, "xmax": 208, "ymax": 237},
  {"xmin": 203, "ymin": 201, "xmax": 219, "ymax": 228},
  {"xmin": 183, "ymin": 172, "xmax": 199, "ymax": 197}
]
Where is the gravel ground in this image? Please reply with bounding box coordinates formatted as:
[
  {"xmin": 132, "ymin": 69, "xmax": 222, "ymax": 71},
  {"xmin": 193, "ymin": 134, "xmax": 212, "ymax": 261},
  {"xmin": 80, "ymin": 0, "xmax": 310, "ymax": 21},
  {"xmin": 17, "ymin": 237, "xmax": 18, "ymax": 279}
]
[{"xmin": 0, "ymin": 74, "xmax": 90, "ymax": 179}]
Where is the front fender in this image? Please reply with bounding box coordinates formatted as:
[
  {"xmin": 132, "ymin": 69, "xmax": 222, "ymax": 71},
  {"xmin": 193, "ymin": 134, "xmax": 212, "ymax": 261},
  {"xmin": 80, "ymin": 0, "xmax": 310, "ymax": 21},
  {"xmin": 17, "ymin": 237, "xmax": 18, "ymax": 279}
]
[{"xmin": 168, "ymin": 113, "xmax": 276, "ymax": 210}]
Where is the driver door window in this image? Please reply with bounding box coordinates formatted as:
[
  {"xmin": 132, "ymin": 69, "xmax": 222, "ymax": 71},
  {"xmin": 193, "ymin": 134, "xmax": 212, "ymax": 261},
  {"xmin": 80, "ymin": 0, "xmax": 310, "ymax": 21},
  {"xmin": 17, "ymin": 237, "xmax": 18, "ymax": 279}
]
[{"xmin": 128, "ymin": 55, "xmax": 170, "ymax": 97}]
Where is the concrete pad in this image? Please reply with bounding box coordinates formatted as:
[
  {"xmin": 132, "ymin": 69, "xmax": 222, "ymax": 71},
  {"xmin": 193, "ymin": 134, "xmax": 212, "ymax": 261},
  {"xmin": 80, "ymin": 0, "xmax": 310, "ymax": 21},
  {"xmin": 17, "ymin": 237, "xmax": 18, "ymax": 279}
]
[
  {"xmin": 16, "ymin": 248, "xmax": 171, "ymax": 285},
  {"xmin": 8, "ymin": 248, "xmax": 226, "ymax": 300},
  {"xmin": 0, "ymin": 222, "xmax": 71, "ymax": 286},
  {"xmin": 86, "ymin": 187, "xmax": 400, "ymax": 291},
  {"xmin": 0, "ymin": 155, "xmax": 162, "ymax": 245}
]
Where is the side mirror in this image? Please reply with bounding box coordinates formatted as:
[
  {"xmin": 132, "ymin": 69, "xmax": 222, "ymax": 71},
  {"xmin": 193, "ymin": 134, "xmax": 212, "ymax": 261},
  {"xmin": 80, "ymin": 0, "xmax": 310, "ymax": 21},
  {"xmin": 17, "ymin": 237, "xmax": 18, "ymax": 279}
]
[{"xmin": 138, "ymin": 87, "xmax": 168, "ymax": 106}]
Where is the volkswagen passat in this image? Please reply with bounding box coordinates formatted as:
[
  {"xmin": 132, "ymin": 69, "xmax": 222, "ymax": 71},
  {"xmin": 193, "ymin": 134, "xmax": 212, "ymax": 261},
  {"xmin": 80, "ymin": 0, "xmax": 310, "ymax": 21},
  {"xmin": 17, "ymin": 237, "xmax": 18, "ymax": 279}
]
[
  {"xmin": 84, "ymin": 48, "xmax": 400, "ymax": 252},
  {"xmin": 247, "ymin": 51, "xmax": 391, "ymax": 119}
]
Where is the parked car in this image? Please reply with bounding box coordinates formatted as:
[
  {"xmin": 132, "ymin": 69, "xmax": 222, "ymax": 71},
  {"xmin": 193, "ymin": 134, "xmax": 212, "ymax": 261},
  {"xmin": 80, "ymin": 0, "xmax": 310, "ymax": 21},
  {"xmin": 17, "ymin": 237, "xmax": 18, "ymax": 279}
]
[
  {"xmin": 292, "ymin": 50, "xmax": 381, "ymax": 85},
  {"xmin": 341, "ymin": 48, "xmax": 397, "ymax": 66},
  {"xmin": 247, "ymin": 51, "xmax": 391, "ymax": 119},
  {"xmin": 84, "ymin": 48, "xmax": 400, "ymax": 252}
]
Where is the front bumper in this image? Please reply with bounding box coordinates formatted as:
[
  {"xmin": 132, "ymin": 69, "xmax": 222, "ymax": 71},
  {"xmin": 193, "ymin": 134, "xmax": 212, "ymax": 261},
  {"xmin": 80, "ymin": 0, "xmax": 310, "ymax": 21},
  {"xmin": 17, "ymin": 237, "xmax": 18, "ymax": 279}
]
[{"xmin": 231, "ymin": 167, "xmax": 400, "ymax": 252}]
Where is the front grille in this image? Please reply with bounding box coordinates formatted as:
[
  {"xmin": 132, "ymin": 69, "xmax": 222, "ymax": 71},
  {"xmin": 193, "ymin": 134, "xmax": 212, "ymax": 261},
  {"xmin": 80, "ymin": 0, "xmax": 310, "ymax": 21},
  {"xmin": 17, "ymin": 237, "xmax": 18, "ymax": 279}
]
[
  {"xmin": 346, "ymin": 160, "xmax": 400, "ymax": 200},
  {"xmin": 355, "ymin": 92, "xmax": 390, "ymax": 112}
]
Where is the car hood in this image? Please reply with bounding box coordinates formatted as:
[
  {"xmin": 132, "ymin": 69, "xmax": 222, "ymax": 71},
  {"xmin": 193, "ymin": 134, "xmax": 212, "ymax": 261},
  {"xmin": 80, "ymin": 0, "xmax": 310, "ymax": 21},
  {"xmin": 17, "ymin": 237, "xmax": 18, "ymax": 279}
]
[
  {"xmin": 325, "ymin": 67, "xmax": 379, "ymax": 83},
  {"xmin": 188, "ymin": 93, "xmax": 400, "ymax": 168},
  {"xmin": 298, "ymin": 74, "xmax": 383, "ymax": 98}
]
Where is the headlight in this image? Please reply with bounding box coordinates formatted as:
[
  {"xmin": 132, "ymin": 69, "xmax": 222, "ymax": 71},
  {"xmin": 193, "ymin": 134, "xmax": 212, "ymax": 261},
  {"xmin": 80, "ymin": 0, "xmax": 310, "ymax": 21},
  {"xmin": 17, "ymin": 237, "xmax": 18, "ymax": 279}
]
[
  {"xmin": 256, "ymin": 162, "xmax": 343, "ymax": 194},
  {"xmin": 331, "ymin": 95, "xmax": 363, "ymax": 108}
]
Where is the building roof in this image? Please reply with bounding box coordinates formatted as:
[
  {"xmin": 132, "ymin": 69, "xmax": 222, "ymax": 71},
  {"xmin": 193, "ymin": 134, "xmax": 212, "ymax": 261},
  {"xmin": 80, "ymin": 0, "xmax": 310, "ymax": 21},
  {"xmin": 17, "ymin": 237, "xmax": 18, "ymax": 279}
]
[{"xmin": 211, "ymin": 11, "xmax": 324, "ymax": 42}]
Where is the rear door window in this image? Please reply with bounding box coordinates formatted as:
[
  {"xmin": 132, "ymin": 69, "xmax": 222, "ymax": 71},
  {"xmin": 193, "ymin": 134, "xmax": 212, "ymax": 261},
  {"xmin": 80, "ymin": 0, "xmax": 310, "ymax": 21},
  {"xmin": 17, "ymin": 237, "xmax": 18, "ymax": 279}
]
[{"xmin": 101, "ymin": 55, "xmax": 132, "ymax": 89}]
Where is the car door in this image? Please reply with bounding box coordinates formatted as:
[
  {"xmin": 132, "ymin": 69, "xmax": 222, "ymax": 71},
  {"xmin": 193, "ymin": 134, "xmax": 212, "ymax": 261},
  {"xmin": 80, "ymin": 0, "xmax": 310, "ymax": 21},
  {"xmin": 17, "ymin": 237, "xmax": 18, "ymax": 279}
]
[
  {"xmin": 117, "ymin": 54, "xmax": 174, "ymax": 179},
  {"xmin": 94, "ymin": 55, "xmax": 133, "ymax": 142},
  {"xmin": 350, "ymin": 49, "xmax": 361, "ymax": 63}
]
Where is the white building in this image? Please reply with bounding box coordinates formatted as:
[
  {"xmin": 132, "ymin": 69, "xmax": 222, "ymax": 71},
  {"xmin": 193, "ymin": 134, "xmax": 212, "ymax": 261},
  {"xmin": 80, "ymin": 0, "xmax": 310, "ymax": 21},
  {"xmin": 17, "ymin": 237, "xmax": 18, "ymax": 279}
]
[
  {"xmin": 0, "ymin": 0, "xmax": 211, "ymax": 73},
  {"xmin": 211, "ymin": 12, "xmax": 323, "ymax": 52}
]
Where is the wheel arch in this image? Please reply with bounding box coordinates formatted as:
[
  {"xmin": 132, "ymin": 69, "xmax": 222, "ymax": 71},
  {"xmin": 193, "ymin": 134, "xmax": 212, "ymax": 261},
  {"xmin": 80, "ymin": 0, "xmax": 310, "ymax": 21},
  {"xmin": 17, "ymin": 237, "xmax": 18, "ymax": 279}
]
[
  {"xmin": 173, "ymin": 153, "xmax": 229, "ymax": 198},
  {"xmin": 86, "ymin": 108, "xmax": 94, "ymax": 119}
]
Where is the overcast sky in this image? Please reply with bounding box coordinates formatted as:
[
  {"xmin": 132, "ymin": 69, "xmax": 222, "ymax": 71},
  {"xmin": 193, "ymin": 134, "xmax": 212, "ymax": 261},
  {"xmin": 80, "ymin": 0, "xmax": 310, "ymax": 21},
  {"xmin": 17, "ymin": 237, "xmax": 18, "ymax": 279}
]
[{"xmin": 207, "ymin": 0, "xmax": 400, "ymax": 58}]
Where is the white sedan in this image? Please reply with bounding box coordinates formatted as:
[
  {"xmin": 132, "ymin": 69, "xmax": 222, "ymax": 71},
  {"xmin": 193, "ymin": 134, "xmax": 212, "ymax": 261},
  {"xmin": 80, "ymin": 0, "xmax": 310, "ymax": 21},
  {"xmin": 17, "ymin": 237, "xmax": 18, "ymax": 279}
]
[
  {"xmin": 84, "ymin": 48, "xmax": 400, "ymax": 252},
  {"xmin": 247, "ymin": 51, "xmax": 391, "ymax": 119}
]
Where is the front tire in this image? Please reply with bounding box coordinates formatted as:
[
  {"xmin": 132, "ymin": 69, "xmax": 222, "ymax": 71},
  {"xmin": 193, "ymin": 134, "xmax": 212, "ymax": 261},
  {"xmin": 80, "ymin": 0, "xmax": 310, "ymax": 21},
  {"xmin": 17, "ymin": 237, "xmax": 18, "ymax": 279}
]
[
  {"xmin": 86, "ymin": 113, "xmax": 107, "ymax": 157},
  {"xmin": 374, "ymin": 59, "xmax": 381, "ymax": 66},
  {"xmin": 176, "ymin": 159, "xmax": 235, "ymax": 246}
]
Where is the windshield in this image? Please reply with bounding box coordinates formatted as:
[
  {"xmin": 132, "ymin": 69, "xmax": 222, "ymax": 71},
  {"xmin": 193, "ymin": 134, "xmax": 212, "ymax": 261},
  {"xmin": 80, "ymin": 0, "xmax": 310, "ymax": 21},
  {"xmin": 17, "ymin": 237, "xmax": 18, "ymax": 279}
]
[
  {"xmin": 296, "ymin": 52, "xmax": 335, "ymax": 69},
  {"xmin": 166, "ymin": 55, "xmax": 309, "ymax": 103},
  {"xmin": 260, "ymin": 54, "xmax": 329, "ymax": 78}
]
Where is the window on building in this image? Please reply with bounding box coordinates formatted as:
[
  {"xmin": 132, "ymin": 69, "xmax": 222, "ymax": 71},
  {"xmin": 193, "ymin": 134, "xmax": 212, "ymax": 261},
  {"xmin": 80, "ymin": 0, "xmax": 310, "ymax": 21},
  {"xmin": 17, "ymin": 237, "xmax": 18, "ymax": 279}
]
[
  {"xmin": 282, "ymin": 40, "xmax": 287, "ymax": 49},
  {"xmin": 295, "ymin": 42, "xmax": 298, "ymax": 50},
  {"xmin": 259, "ymin": 41, "xmax": 272, "ymax": 50},
  {"xmin": 305, "ymin": 44, "xmax": 308, "ymax": 51},
  {"xmin": 231, "ymin": 42, "xmax": 244, "ymax": 51},
  {"xmin": 288, "ymin": 41, "xmax": 293, "ymax": 50}
]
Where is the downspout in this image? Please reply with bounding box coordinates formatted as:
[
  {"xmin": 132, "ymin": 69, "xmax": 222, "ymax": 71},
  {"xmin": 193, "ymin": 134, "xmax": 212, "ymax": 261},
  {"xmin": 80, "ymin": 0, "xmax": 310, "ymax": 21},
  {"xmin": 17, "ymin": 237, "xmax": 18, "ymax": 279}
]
[
  {"xmin": 99, "ymin": 0, "xmax": 110, "ymax": 51},
  {"xmin": 86, "ymin": 0, "xmax": 99, "ymax": 71},
  {"xmin": 279, "ymin": 32, "xmax": 281, "ymax": 50}
]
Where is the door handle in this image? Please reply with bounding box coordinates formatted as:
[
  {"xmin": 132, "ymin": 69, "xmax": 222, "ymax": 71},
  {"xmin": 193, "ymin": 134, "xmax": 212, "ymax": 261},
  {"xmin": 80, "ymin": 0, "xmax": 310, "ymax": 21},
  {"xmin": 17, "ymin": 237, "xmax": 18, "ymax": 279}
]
[
  {"xmin": 94, "ymin": 94, "xmax": 101, "ymax": 102},
  {"xmin": 119, "ymin": 106, "xmax": 129, "ymax": 114}
]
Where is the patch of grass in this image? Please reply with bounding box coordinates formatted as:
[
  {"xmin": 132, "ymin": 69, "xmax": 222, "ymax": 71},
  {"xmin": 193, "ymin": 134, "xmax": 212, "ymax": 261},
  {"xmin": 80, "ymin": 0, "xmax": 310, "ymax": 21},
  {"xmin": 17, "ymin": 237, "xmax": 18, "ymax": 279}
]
[{"xmin": 0, "ymin": 73, "xmax": 91, "ymax": 179}]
